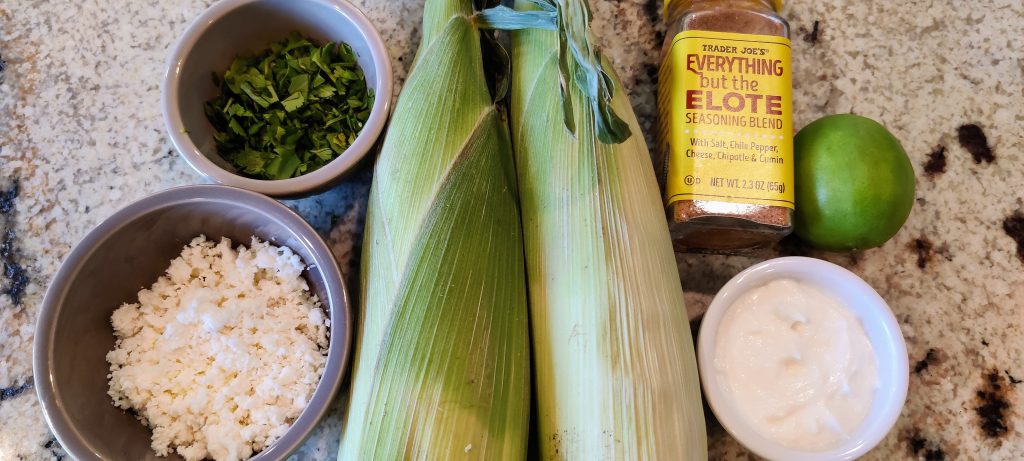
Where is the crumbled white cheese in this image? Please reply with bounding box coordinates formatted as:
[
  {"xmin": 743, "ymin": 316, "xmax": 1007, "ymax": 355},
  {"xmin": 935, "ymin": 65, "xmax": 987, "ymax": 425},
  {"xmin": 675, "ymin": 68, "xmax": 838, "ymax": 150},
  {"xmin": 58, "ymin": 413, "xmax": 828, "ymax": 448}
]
[{"xmin": 106, "ymin": 236, "xmax": 329, "ymax": 461}]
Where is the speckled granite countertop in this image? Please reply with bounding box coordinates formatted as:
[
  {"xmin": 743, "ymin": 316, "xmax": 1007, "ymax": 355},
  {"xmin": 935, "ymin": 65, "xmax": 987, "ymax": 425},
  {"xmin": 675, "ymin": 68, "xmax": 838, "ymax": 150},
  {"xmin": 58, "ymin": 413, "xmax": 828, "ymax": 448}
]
[{"xmin": 1, "ymin": 1, "xmax": 1022, "ymax": 460}]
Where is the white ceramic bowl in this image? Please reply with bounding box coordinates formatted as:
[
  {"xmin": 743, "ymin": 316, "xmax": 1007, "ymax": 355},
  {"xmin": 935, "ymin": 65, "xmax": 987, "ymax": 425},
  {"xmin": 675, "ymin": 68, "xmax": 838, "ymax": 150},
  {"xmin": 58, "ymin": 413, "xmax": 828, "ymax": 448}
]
[
  {"xmin": 697, "ymin": 256, "xmax": 908, "ymax": 461},
  {"xmin": 162, "ymin": 0, "xmax": 392, "ymax": 197}
]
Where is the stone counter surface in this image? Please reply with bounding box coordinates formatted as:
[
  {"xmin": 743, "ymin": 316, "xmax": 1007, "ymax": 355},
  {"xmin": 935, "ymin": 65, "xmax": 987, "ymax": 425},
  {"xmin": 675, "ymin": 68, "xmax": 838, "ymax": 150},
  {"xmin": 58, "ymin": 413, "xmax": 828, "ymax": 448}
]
[{"xmin": 0, "ymin": 0, "xmax": 1021, "ymax": 459}]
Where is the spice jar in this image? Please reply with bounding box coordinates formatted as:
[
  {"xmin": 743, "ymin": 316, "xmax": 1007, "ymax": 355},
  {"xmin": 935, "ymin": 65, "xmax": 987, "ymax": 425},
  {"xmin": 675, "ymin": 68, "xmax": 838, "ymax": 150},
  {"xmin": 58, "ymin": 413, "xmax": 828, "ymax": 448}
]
[{"xmin": 656, "ymin": 0, "xmax": 793, "ymax": 252}]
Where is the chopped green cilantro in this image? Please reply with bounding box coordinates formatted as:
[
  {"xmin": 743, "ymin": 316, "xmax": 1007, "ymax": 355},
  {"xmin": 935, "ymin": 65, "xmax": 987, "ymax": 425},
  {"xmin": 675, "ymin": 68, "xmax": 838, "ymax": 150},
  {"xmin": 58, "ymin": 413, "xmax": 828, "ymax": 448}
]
[{"xmin": 204, "ymin": 33, "xmax": 374, "ymax": 180}]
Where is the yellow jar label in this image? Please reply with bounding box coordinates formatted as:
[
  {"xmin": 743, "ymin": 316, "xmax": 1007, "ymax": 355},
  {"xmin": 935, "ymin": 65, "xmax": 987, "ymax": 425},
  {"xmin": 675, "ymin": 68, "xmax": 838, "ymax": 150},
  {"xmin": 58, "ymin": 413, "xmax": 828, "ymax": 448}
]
[{"xmin": 659, "ymin": 30, "xmax": 794, "ymax": 209}]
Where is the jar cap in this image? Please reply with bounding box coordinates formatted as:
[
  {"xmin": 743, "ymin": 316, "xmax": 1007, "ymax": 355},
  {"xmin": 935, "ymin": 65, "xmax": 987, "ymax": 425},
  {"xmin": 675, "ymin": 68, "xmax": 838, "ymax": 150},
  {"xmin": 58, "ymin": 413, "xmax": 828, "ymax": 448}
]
[{"xmin": 664, "ymin": 0, "xmax": 783, "ymax": 15}]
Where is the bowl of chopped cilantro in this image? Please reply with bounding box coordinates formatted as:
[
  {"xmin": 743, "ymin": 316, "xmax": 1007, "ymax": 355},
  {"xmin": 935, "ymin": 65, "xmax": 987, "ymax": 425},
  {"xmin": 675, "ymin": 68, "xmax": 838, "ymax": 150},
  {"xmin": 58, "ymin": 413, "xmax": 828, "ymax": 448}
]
[{"xmin": 162, "ymin": 0, "xmax": 392, "ymax": 197}]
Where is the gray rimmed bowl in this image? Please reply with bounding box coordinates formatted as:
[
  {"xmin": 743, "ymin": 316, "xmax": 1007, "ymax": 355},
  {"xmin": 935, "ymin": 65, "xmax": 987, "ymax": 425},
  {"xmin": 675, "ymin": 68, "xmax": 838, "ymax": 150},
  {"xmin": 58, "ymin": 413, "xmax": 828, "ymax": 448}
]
[
  {"xmin": 33, "ymin": 185, "xmax": 350, "ymax": 461},
  {"xmin": 162, "ymin": 0, "xmax": 392, "ymax": 197}
]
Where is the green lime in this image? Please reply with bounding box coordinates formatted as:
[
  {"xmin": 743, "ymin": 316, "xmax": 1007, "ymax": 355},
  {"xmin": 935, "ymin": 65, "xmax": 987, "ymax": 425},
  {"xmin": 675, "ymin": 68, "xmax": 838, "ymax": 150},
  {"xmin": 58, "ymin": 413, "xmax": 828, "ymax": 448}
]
[{"xmin": 793, "ymin": 114, "xmax": 915, "ymax": 251}]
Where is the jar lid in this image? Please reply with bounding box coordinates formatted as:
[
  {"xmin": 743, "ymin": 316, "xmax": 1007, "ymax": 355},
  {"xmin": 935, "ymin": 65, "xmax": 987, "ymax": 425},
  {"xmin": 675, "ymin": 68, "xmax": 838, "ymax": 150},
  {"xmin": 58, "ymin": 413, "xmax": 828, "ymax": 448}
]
[{"xmin": 664, "ymin": 0, "xmax": 784, "ymax": 15}]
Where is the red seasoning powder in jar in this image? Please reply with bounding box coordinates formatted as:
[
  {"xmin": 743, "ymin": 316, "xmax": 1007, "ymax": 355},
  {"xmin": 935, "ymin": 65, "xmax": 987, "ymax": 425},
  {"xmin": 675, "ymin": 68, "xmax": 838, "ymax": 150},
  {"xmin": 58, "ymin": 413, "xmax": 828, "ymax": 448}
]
[{"xmin": 656, "ymin": 0, "xmax": 794, "ymax": 252}]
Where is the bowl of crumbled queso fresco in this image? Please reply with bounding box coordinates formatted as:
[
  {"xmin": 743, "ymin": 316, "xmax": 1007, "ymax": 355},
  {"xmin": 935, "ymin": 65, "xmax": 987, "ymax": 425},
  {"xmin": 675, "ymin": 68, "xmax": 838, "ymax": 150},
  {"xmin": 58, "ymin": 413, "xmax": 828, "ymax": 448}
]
[
  {"xmin": 162, "ymin": 0, "xmax": 393, "ymax": 197},
  {"xmin": 32, "ymin": 185, "xmax": 350, "ymax": 461}
]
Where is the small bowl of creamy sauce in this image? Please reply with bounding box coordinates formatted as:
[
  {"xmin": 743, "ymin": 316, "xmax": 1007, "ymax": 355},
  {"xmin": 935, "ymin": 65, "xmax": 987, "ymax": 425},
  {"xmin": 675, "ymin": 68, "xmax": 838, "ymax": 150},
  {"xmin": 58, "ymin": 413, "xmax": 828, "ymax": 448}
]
[{"xmin": 698, "ymin": 257, "xmax": 908, "ymax": 461}]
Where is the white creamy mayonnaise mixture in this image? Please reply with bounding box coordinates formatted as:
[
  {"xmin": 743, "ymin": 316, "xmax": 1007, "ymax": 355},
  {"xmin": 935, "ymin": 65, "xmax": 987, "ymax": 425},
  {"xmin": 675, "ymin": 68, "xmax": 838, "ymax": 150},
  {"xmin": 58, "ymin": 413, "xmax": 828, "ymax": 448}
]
[{"xmin": 714, "ymin": 278, "xmax": 879, "ymax": 450}]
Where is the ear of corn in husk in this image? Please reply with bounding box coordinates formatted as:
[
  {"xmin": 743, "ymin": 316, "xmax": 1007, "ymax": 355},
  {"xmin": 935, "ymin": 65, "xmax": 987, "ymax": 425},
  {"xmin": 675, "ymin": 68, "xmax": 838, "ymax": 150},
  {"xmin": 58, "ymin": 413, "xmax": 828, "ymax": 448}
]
[
  {"xmin": 493, "ymin": 0, "xmax": 709, "ymax": 458},
  {"xmin": 338, "ymin": 0, "xmax": 530, "ymax": 458}
]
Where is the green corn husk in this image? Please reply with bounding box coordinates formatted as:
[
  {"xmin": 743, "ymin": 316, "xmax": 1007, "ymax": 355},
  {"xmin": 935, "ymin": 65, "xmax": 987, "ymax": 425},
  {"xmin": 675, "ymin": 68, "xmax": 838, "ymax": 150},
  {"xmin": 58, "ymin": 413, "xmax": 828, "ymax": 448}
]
[
  {"xmin": 338, "ymin": 0, "xmax": 530, "ymax": 458},
  {"xmin": 507, "ymin": 0, "xmax": 708, "ymax": 458}
]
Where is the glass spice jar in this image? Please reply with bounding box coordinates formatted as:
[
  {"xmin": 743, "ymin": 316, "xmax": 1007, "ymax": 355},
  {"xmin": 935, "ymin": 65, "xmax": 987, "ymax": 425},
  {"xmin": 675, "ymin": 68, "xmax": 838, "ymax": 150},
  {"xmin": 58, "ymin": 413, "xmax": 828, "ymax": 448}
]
[{"xmin": 656, "ymin": 0, "xmax": 793, "ymax": 252}]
